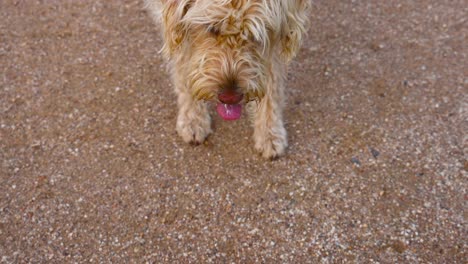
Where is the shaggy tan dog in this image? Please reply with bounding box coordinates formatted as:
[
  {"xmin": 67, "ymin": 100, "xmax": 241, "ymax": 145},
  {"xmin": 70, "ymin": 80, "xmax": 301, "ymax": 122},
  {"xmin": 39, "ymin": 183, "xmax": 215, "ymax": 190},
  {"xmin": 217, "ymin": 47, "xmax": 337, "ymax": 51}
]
[{"xmin": 145, "ymin": 0, "xmax": 309, "ymax": 159}]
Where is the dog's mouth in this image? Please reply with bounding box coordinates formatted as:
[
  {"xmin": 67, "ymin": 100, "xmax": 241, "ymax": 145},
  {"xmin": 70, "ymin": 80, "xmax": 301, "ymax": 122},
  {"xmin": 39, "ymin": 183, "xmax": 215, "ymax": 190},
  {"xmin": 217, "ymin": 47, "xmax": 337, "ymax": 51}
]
[
  {"xmin": 216, "ymin": 90, "xmax": 244, "ymax": 121},
  {"xmin": 216, "ymin": 103, "xmax": 242, "ymax": 121}
]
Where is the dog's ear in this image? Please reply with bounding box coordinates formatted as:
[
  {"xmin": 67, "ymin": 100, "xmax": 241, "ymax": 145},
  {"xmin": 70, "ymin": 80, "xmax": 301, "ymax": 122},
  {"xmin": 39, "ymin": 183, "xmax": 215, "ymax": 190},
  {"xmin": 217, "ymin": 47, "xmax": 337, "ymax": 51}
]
[
  {"xmin": 146, "ymin": 0, "xmax": 193, "ymax": 57},
  {"xmin": 280, "ymin": 0, "xmax": 310, "ymax": 62}
]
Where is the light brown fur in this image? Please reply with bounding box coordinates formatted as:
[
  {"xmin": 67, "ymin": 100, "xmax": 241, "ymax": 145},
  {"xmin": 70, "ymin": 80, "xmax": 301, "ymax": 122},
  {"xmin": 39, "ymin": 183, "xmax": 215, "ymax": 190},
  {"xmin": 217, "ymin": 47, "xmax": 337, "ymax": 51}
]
[{"xmin": 146, "ymin": 0, "xmax": 310, "ymax": 159}]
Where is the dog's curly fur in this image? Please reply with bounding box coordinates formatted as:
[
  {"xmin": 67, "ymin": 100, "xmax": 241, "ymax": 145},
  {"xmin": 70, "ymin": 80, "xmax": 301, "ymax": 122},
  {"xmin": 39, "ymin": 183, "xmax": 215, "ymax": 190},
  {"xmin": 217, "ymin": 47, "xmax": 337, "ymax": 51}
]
[{"xmin": 145, "ymin": 0, "xmax": 309, "ymax": 159}]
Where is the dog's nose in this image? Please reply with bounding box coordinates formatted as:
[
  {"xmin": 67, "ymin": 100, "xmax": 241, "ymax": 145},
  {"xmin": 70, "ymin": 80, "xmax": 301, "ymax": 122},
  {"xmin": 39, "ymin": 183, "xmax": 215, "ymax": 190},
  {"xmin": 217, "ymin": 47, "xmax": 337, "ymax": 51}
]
[
  {"xmin": 218, "ymin": 89, "xmax": 244, "ymax": 105},
  {"xmin": 218, "ymin": 80, "xmax": 244, "ymax": 104}
]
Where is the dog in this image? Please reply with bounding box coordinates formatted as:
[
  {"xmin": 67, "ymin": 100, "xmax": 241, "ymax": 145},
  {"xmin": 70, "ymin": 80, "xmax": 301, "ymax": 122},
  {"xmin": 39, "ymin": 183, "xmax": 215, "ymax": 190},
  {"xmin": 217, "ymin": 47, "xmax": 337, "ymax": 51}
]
[{"xmin": 145, "ymin": 0, "xmax": 309, "ymax": 159}]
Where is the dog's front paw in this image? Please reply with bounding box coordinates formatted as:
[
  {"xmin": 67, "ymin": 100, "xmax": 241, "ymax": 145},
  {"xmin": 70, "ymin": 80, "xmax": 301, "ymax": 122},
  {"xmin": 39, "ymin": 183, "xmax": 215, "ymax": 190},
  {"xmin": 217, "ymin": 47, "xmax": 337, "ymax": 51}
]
[
  {"xmin": 176, "ymin": 112, "xmax": 212, "ymax": 145},
  {"xmin": 254, "ymin": 127, "xmax": 288, "ymax": 159}
]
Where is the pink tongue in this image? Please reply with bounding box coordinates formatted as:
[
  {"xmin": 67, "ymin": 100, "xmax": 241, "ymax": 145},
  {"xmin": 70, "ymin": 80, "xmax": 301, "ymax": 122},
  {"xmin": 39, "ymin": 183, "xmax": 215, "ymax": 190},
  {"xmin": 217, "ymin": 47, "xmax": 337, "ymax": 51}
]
[{"xmin": 216, "ymin": 103, "xmax": 242, "ymax": 121}]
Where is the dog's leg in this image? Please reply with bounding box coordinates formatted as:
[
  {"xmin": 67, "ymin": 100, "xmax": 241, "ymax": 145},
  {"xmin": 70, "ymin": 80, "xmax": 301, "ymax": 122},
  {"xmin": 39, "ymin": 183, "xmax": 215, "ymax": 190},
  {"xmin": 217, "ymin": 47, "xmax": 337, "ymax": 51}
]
[
  {"xmin": 175, "ymin": 88, "xmax": 212, "ymax": 145},
  {"xmin": 251, "ymin": 62, "xmax": 288, "ymax": 159}
]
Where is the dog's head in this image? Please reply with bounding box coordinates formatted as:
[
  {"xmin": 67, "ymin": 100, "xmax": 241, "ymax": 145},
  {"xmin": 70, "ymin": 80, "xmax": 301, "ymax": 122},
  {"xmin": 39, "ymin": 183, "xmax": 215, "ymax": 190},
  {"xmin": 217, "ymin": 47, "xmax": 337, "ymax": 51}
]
[{"xmin": 148, "ymin": 0, "xmax": 309, "ymax": 119}]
